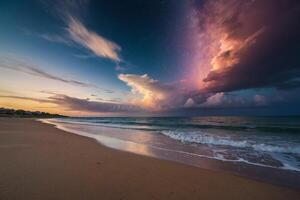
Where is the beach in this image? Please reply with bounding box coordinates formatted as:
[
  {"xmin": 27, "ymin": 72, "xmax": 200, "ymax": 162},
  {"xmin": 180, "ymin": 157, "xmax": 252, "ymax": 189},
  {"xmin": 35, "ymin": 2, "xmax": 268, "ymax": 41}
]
[{"xmin": 0, "ymin": 118, "xmax": 299, "ymax": 200}]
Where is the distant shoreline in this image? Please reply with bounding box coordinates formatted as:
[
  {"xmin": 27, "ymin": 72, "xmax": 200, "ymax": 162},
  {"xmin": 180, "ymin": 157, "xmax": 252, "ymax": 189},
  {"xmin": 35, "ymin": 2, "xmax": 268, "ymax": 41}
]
[{"xmin": 0, "ymin": 107, "xmax": 67, "ymax": 118}]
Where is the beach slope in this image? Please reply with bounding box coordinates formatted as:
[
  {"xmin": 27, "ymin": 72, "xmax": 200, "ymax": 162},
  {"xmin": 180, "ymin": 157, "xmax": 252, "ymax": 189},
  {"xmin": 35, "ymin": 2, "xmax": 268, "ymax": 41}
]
[{"xmin": 0, "ymin": 118, "xmax": 299, "ymax": 200}]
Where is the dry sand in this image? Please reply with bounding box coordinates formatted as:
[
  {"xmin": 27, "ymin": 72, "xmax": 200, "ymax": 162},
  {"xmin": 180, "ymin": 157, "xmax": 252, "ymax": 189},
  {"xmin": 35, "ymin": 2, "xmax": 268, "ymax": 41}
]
[{"xmin": 0, "ymin": 118, "xmax": 299, "ymax": 200}]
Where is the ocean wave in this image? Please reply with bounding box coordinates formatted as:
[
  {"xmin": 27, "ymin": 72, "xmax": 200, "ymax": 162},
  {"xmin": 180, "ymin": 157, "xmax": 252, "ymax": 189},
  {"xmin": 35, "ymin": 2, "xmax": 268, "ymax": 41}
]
[
  {"xmin": 252, "ymin": 144, "xmax": 300, "ymax": 154},
  {"xmin": 47, "ymin": 118, "xmax": 163, "ymax": 131},
  {"xmin": 161, "ymin": 130, "xmax": 300, "ymax": 154},
  {"xmin": 41, "ymin": 119, "xmax": 300, "ymax": 172},
  {"xmin": 53, "ymin": 118, "xmax": 300, "ymax": 133},
  {"xmin": 161, "ymin": 130, "xmax": 248, "ymax": 147}
]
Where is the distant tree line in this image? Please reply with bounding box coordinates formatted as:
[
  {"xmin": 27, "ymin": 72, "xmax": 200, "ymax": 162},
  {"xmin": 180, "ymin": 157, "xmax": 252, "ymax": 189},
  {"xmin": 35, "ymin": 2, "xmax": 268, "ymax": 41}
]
[{"xmin": 0, "ymin": 108, "xmax": 66, "ymax": 118}]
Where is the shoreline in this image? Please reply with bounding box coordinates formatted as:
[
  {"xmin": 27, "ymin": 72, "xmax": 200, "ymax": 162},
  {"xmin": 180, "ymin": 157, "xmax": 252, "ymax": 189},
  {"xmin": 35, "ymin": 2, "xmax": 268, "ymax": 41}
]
[
  {"xmin": 41, "ymin": 118, "xmax": 300, "ymax": 189},
  {"xmin": 0, "ymin": 118, "xmax": 299, "ymax": 200}
]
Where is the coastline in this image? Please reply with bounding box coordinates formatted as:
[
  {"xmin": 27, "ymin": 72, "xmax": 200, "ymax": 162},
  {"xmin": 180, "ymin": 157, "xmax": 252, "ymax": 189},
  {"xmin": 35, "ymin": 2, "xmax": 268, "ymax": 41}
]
[
  {"xmin": 40, "ymin": 117, "xmax": 300, "ymax": 188},
  {"xmin": 0, "ymin": 118, "xmax": 299, "ymax": 200}
]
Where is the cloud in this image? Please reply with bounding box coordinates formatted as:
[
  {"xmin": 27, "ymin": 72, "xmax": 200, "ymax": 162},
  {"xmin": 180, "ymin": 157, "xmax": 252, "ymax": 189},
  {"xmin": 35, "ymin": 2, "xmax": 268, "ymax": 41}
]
[
  {"xmin": 66, "ymin": 17, "xmax": 122, "ymax": 62},
  {"xmin": 200, "ymin": 93, "xmax": 250, "ymax": 108},
  {"xmin": 118, "ymin": 74, "xmax": 194, "ymax": 110},
  {"xmin": 24, "ymin": 29, "xmax": 73, "ymax": 46},
  {"xmin": 253, "ymin": 94, "xmax": 267, "ymax": 106},
  {"xmin": 73, "ymin": 54, "xmax": 97, "ymax": 59},
  {"xmin": 37, "ymin": 0, "xmax": 122, "ymax": 63},
  {"xmin": 0, "ymin": 95, "xmax": 52, "ymax": 104},
  {"xmin": 183, "ymin": 92, "xmax": 259, "ymax": 109},
  {"xmin": 183, "ymin": 98, "xmax": 196, "ymax": 108},
  {"xmin": 117, "ymin": 74, "xmax": 222, "ymax": 111},
  {"xmin": 115, "ymin": 65, "xmax": 126, "ymax": 71},
  {"xmin": 0, "ymin": 56, "xmax": 94, "ymax": 88},
  {"xmin": 195, "ymin": 91, "xmax": 292, "ymax": 108},
  {"xmin": 48, "ymin": 94, "xmax": 141, "ymax": 112},
  {"xmin": 0, "ymin": 94, "xmax": 142, "ymax": 113},
  {"xmin": 39, "ymin": 90, "xmax": 60, "ymax": 95},
  {"xmin": 39, "ymin": 33, "xmax": 73, "ymax": 46},
  {"xmin": 0, "ymin": 56, "xmax": 112, "ymax": 92},
  {"xmin": 190, "ymin": 0, "xmax": 300, "ymax": 93}
]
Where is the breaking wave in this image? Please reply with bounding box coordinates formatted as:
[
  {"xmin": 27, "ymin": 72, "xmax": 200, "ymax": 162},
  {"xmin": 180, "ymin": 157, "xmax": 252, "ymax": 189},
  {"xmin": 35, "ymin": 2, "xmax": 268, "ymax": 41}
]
[{"xmin": 161, "ymin": 130, "xmax": 300, "ymax": 154}]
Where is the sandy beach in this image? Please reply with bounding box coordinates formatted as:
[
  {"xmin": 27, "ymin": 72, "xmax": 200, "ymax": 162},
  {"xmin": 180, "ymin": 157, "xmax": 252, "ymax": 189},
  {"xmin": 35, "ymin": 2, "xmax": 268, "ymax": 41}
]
[{"xmin": 0, "ymin": 118, "xmax": 299, "ymax": 200}]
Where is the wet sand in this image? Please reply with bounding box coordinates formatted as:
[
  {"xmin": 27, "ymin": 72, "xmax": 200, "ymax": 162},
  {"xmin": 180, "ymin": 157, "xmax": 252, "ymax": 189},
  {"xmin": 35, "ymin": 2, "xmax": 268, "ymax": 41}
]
[{"xmin": 0, "ymin": 118, "xmax": 299, "ymax": 200}]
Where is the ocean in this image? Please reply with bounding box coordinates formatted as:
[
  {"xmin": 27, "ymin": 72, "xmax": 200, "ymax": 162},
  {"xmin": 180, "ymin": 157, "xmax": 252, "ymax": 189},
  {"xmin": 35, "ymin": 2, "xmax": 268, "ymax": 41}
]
[{"xmin": 41, "ymin": 116, "xmax": 300, "ymax": 188}]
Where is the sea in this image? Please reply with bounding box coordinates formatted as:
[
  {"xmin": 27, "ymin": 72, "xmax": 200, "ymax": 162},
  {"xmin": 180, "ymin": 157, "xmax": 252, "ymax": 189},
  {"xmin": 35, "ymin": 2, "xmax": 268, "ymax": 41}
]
[{"xmin": 41, "ymin": 116, "xmax": 300, "ymax": 188}]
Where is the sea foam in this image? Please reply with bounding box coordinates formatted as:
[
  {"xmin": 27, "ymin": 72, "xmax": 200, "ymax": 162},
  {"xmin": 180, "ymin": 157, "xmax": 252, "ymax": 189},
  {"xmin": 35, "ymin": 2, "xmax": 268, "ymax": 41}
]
[{"xmin": 161, "ymin": 130, "xmax": 300, "ymax": 154}]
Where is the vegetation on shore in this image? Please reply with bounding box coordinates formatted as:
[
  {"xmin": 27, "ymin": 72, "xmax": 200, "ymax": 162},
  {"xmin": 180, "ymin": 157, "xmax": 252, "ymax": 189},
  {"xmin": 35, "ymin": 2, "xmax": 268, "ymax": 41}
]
[{"xmin": 0, "ymin": 108, "xmax": 66, "ymax": 118}]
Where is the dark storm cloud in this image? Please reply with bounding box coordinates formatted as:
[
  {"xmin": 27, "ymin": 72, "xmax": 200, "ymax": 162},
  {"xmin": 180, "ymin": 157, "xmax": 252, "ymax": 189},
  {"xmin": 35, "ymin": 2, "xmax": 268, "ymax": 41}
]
[{"xmin": 196, "ymin": 0, "xmax": 300, "ymax": 93}]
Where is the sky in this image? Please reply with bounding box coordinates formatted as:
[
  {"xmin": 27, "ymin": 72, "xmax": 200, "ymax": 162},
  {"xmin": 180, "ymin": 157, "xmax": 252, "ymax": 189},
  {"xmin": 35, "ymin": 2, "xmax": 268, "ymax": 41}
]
[{"xmin": 0, "ymin": 0, "xmax": 300, "ymax": 116}]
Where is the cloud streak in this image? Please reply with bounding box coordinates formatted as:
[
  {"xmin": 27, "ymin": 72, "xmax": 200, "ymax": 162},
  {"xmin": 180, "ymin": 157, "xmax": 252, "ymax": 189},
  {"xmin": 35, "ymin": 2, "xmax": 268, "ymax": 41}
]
[
  {"xmin": 67, "ymin": 17, "xmax": 122, "ymax": 62},
  {"xmin": 24, "ymin": 29, "xmax": 73, "ymax": 46},
  {"xmin": 0, "ymin": 56, "xmax": 112, "ymax": 92},
  {"xmin": 39, "ymin": 0, "xmax": 122, "ymax": 62},
  {"xmin": 48, "ymin": 94, "xmax": 141, "ymax": 112},
  {"xmin": 0, "ymin": 94, "xmax": 142, "ymax": 113},
  {"xmin": 39, "ymin": 33, "xmax": 73, "ymax": 46},
  {"xmin": 0, "ymin": 95, "xmax": 52, "ymax": 104}
]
